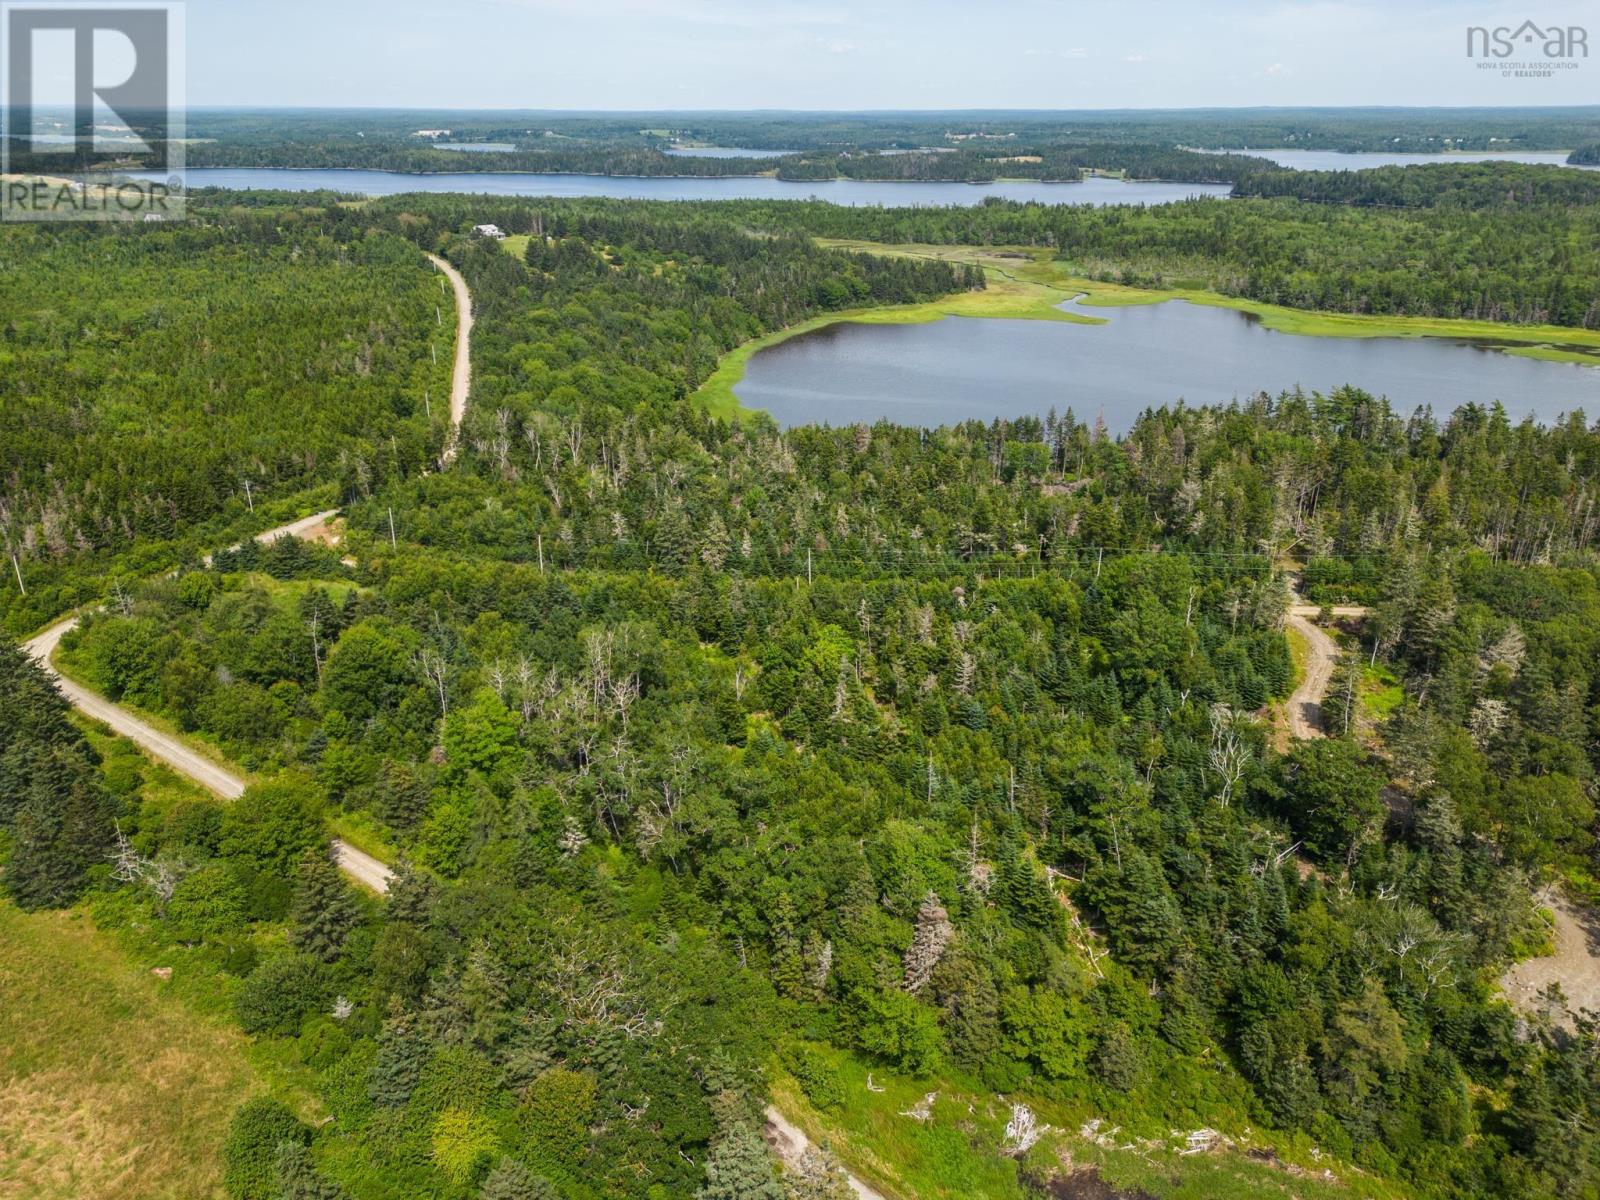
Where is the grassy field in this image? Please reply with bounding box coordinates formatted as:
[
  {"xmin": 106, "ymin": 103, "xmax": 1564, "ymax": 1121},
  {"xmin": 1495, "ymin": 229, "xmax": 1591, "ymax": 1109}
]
[{"xmin": 0, "ymin": 904, "xmax": 263, "ymax": 1200}]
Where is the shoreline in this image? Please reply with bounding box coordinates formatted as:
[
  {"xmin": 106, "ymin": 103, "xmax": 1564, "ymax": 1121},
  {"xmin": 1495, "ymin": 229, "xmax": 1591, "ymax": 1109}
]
[
  {"xmin": 694, "ymin": 242, "xmax": 1600, "ymax": 421},
  {"xmin": 169, "ymin": 164, "xmax": 1231, "ymax": 188}
]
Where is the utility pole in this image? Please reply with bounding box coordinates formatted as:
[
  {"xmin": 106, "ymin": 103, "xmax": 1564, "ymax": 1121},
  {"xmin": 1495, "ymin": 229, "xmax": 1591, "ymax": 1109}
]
[
  {"xmin": 537, "ymin": 533, "xmax": 545, "ymax": 574},
  {"xmin": 9, "ymin": 550, "xmax": 23, "ymax": 596},
  {"xmin": 308, "ymin": 611, "xmax": 323, "ymax": 684},
  {"xmin": 242, "ymin": 479, "xmax": 254, "ymax": 513},
  {"xmin": 806, "ymin": 548, "xmax": 813, "ymax": 585},
  {"xmin": 424, "ymin": 389, "xmax": 431, "ymax": 418},
  {"xmin": 387, "ymin": 506, "xmax": 397, "ymax": 549}
]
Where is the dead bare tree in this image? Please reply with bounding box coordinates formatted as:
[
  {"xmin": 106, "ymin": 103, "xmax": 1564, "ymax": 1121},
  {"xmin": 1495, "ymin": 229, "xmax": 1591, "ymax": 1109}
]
[
  {"xmin": 1208, "ymin": 703, "xmax": 1251, "ymax": 807},
  {"xmin": 415, "ymin": 645, "xmax": 450, "ymax": 719}
]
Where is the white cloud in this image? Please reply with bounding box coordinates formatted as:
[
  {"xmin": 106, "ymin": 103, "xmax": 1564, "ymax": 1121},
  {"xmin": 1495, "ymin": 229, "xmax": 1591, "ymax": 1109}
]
[
  {"xmin": 1264, "ymin": 61, "xmax": 1291, "ymax": 76},
  {"xmin": 1123, "ymin": 52, "xmax": 1150, "ymax": 62}
]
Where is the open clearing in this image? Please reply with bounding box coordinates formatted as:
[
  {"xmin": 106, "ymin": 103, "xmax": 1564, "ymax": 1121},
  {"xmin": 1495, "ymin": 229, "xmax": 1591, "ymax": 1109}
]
[
  {"xmin": 0, "ymin": 905, "xmax": 259, "ymax": 1200},
  {"xmin": 1501, "ymin": 892, "xmax": 1600, "ymax": 1028}
]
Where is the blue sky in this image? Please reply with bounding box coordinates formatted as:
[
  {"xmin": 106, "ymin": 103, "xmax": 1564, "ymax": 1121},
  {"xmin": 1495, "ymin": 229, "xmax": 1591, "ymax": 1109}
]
[{"xmin": 185, "ymin": 0, "xmax": 1599, "ymax": 108}]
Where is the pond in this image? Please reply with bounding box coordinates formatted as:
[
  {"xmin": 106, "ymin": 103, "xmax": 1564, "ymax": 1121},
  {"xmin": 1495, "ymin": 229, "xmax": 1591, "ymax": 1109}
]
[
  {"xmin": 732, "ymin": 295, "xmax": 1599, "ymax": 431},
  {"xmin": 161, "ymin": 168, "xmax": 1231, "ymax": 207}
]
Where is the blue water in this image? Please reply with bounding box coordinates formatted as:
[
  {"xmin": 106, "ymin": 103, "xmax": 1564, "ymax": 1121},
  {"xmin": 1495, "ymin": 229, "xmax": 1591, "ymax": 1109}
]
[
  {"xmin": 159, "ymin": 168, "xmax": 1231, "ymax": 207},
  {"xmin": 433, "ymin": 142, "xmax": 518, "ymax": 153},
  {"xmin": 735, "ymin": 294, "xmax": 1599, "ymax": 431},
  {"xmin": 663, "ymin": 146, "xmax": 797, "ymax": 158},
  {"xmin": 1214, "ymin": 149, "xmax": 1598, "ymax": 171}
]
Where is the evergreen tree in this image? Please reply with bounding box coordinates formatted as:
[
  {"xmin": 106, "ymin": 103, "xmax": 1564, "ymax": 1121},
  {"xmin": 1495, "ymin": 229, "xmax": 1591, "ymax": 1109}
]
[
  {"xmin": 4, "ymin": 746, "xmax": 117, "ymax": 911},
  {"xmin": 369, "ymin": 1013, "xmax": 428, "ymax": 1108},
  {"xmin": 223, "ymin": 1097, "xmax": 309, "ymax": 1200},
  {"xmin": 769, "ymin": 893, "xmax": 805, "ymax": 1002},
  {"xmin": 275, "ymin": 1143, "xmax": 348, "ymax": 1200},
  {"xmin": 289, "ymin": 846, "xmax": 361, "ymax": 962},
  {"xmin": 479, "ymin": 1157, "xmax": 559, "ymax": 1200},
  {"xmin": 697, "ymin": 1121, "xmax": 782, "ymax": 1200}
]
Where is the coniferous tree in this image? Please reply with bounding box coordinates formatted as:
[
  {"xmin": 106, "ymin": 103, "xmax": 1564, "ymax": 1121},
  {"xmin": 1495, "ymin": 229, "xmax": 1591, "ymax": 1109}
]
[
  {"xmin": 289, "ymin": 845, "xmax": 361, "ymax": 962},
  {"xmin": 275, "ymin": 1143, "xmax": 348, "ymax": 1200},
  {"xmin": 3, "ymin": 746, "xmax": 117, "ymax": 911},
  {"xmin": 696, "ymin": 1120, "xmax": 783, "ymax": 1200},
  {"xmin": 479, "ymin": 1157, "xmax": 559, "ymax": 1200},
  {"xmin": 769, "ymin": 893, "xmax": 805, "ymax": 1001},
  {"xmin": 369, "ymin": 1013, "xmax": 428, "ymax": 1108}
]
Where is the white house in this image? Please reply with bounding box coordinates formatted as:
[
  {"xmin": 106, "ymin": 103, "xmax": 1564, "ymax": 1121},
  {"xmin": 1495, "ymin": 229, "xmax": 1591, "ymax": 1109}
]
[
  {"xmin": 472, "ymin": 223, "xmax": 508, "ymax": 240},
  {"xmin": 413, "ymin": 129, "xmax": 453, "ymax": 139}
]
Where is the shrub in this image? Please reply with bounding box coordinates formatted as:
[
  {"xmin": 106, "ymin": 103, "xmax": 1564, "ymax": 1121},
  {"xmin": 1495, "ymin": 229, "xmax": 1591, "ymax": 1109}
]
[
  {"xmin": 166, "ymin": 862, "xmax": 248, "ymax": 942},
  {"xmin": 431, "ymin": 1108, "xmax": 500, "ymax": 1187},
  {"xmin": 235, "ymin": 951, "xmax": 328, "ymax": 1035},
  {"xmin": 222, "ymin": 1096, "xmax": 308, "ymax": 1200},
  {"xmin": 780, "ymin": 1042, "xmax": 846, "ymax": 1112},
  {"xmin": 219, "ymin": 776, "xmax": 326, "ymax": 876},
  {"xmin": 517, "ymin": 1067, "xmax": 596, "ymax": 1167}
]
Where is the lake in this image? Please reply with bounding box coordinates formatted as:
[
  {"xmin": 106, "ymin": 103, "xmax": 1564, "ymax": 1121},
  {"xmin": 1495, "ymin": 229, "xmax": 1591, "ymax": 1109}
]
[
  {"xmin": 434, "ymin": 142, "xmax": 518, "ymax": 153},
  {"xmin": 733, "ymin": 295, "xmax": 1599, "ymax": 431},
  {"xmin": 162, "ymin": 168, "xmax": 1231, "ymax": 207},
  {"xmin": 664, "ymin": 146, "xmax": 797, "ymax": 158},
  {"xmin": 1217, "ymin": 149, "xmax": 1598, "ymax": 171}
]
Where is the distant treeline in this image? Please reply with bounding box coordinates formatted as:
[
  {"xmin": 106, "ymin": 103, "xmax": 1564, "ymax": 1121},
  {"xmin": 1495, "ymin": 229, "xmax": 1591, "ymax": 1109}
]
[
  {"xmin": 175, "ymin": 141, "xmax": 1274, "ymax": 185},
  {"xmin": 1570, "ymin": 143, "xmax": 1600, "ymax": 165},
  {"xmin": 1233, "ymin": 161, "xmax": 1600, "ymax": 207},
  {"xmin": 176, "ymin": 106, "xmax": 1600, "ymax": 154}
]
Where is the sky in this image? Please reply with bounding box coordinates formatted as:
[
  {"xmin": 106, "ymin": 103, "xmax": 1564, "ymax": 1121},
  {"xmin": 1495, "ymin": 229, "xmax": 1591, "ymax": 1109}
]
[{"xmin": 180, "ymin": 0, "xmax": 1599, "ymax": 109}]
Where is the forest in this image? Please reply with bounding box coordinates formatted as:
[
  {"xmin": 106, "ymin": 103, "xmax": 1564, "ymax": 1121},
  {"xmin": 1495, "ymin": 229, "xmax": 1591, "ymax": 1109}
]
[
  {"xmin": 0, "ymin": 216, "xmax": 454, "ymax": 635},
  {"xmin": 21, "ymin": 107, "xmax": 1587, "ymax": 182},
  {"xmin": 174, "ymin": 106, "xmax": 1600, "ymax": 155},
  {"xmin": 1232, "ymin": 161, "xmax": 1600, "ymax": 208},
  {"xmin": 170, "ymin": 141, "xmax": 1275, "ymax": 185},
  {"xmin": 713, "ymin": 186, "xmax": 1600, "ymax": 326},
  {"xmin": 2, "ymin": 182, "xmax": 1600, "ymax": 1200}
]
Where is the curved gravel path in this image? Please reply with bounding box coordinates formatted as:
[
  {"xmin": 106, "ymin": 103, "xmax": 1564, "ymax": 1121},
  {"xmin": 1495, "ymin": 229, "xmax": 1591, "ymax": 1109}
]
[
  {"xmin": 21, "ymin": 495, "xmax": 404, "ymax": 895},
  {"xmin": 1285, "ymin": 601, "xmax": 1370, "ymax": 740},
  {"xmin": 15, "ymin": 245, "xmax": 475, "ymax": 893},
  {"xmin": 427, "ymin": 252, "xmax": 473, "ymax": 465}
]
